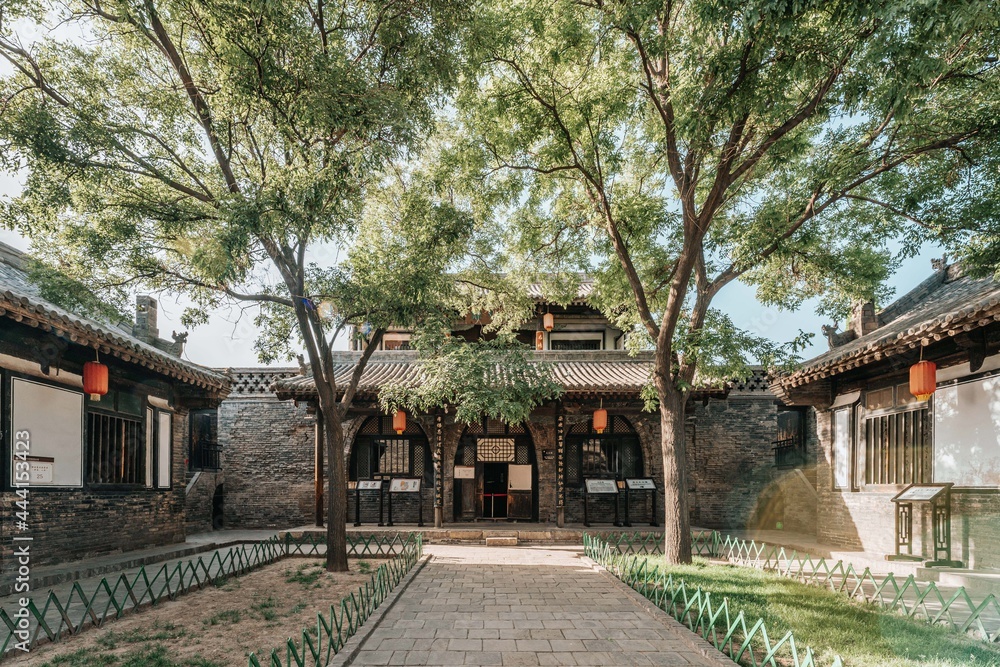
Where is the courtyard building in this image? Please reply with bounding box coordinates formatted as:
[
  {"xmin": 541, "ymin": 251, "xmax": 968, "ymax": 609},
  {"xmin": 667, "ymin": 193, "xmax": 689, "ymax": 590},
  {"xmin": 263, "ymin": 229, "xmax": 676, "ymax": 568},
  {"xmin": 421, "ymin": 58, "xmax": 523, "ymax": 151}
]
[
  {"xmin": 0, "ymin": 242, "xmax": 229, "ymax": 578},
  {"xmin": 772, "ymin": 259, "xmax": 1000, "ymax": 569},
  {"xmin": 209, "ymin": 282, "xmax": 809, "ymax": 536}
]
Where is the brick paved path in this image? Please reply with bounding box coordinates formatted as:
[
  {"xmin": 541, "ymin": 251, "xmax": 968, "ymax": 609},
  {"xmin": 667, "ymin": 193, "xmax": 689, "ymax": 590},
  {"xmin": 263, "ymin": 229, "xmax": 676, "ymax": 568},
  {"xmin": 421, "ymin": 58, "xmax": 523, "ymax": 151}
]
[{"xmin": 346, "ymin": 545, "xmax": 731, "ymax": 666}]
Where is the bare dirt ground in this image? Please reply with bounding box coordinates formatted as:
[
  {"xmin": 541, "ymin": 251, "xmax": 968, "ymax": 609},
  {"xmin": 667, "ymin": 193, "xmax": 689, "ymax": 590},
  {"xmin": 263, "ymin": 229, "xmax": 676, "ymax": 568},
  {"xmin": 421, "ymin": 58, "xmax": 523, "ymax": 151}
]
[{"xmin": 7, "ymin": 558, "xmax": 381, "ymax": 667}]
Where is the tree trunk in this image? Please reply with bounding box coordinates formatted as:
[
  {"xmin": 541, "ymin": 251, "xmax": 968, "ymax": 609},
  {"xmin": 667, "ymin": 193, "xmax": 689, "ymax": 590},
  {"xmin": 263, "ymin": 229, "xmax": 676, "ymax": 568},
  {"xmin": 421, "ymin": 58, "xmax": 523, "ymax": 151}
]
[
  {"xmin": 321, "ymin": 404, "xmax": 350, "ymax": 572},
  {"xmin": 656, "ymin": 375, "xmax": 692, "ymax": 564}
]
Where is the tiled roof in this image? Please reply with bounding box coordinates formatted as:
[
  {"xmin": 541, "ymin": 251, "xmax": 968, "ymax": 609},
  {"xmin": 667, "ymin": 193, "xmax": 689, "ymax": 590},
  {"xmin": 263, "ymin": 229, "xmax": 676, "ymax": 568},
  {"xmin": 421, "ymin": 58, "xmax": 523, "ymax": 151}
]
[
  {"xmin": 0, "ymin": 242, "xmax": 229, "ymax": 392},
  {"xmin": 527, "ymin": 278, "xmax": 594, "ymax": 303},
  {"xmin": 272, "ymin": 351, "xmax": 657, "ymax": 399},
  {"xmin": 773, "ymin": 265, "xmax": 1000, "ymax": 390}
]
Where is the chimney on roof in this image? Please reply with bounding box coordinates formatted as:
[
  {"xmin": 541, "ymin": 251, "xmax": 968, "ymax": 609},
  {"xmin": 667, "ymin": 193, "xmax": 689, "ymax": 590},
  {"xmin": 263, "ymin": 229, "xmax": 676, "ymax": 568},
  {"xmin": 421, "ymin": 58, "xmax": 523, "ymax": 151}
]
[
  {"xmin": 849, "ymin": 301, "xmax": 879, "ymax": 338},
  {"xmin": 134, "ymin": 295, "xmax": 159, "ymax": 342}
]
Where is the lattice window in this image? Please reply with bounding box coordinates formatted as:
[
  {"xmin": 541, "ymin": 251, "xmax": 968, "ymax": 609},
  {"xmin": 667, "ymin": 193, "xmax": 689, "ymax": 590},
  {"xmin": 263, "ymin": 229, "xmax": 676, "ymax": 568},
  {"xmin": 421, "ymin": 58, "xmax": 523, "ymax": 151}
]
[
  {"xmin": 378, "ymin": 439, "xmax": 411, "ymax": 474},
  {"xmin": 88, "ymin": 412, "xmax": 146, "ymax": 485},
  {"xmin": 350, "ymin": 417, "xmax": 431, "ymax": 483},
  {"xmin": 863, "ymin": 407, "xmax": 929, "ymax": 485},
  {"xmin": 565, "ymin": 414, "xmax": 642, "ymax": 486},
  {"xmin": 477, "ymin": 438, "xmax": 516, "ymax": 462},
  {"xmin": 515, "ymin": 443, "xmax": 531, "ymax": 465},
  {"xmin": 456, "ymin": 442, "xmax": 476, "ymax": 466}
]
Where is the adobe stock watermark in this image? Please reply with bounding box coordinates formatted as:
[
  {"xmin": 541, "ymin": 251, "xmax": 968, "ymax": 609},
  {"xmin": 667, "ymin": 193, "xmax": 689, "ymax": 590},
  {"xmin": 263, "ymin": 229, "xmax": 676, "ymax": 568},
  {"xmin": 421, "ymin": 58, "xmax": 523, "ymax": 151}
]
[{"xmin": 10, "ymin": 428, "xmax": 33, "ymax": 652}]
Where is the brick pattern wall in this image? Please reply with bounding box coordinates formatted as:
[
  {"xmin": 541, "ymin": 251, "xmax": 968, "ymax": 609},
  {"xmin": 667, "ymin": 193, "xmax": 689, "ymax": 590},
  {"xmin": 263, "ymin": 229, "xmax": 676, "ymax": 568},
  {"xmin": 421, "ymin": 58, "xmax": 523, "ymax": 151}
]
[
  {"xmin": 1, "ymin": 410, "xmax": 188, "ymax": 573},
  {"xmin": 687, "ymin": 396, "xmax": 793, "ymax": 530},
  {"xmin": 184, "ymin": 469, "xmax": 224, "ymax": 533},
  {"xmin": 219, "ymin": 396, "xmax": 319, "ymax": 528}
]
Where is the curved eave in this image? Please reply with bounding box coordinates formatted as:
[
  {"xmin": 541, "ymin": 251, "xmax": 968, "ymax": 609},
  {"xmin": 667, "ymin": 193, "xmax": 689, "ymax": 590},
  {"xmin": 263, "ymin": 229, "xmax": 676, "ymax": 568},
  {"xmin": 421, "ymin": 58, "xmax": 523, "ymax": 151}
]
[
  {"xmin": 773, "ymin": 301, "xmax": 1000, "ymax": 392},
  {"xmin": 0, "ymin": 291, "xmax": 230, "ymax": 395}
]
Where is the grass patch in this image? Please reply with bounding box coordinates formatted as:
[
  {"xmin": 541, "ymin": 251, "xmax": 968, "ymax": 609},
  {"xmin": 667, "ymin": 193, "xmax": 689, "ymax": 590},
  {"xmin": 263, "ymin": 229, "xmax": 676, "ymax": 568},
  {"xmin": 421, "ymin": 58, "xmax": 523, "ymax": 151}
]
[
  {"xmin": 252, "ymin": 596, "xmax": 279, "ymax": 621},
  {"xmin": 202, "ymin": 609, "xmax": 241, "ymax": 626},
  {"xmin": 95, "ymin": 622, "xmax": 187, "ymax": 650},
  {"xmin": 39, "ymin": 644, "xmax": 224, "ymax": 667},
  {"xmin": 639, "ymin": 557, "xmax": 1000, "ymax": 667},
  {"xmin": 284, "ymin": 562, "xmax": 324, "ymax": 588}
]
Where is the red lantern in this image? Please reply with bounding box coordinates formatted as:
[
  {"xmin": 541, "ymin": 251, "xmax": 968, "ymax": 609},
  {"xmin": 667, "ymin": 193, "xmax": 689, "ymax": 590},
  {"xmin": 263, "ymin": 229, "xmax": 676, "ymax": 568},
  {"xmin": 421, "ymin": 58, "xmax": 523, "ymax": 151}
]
[
  {"xmin": 393, "ymin": 410, "xmax": 407, "ymax": 435},
  {"xmin": 543, "ymin": 312, "xmax": 554, "ymax": 332},
  {"xmin": 910, "ymin": 360, "xmax": 937, "ymax": 401},
  {"xmin": 593, "ymin": 407, "xmax": 608, "ymax": 434},
  {"xmin": 83, "ymin": 360, "xmax": 109, "ymax": 401}
]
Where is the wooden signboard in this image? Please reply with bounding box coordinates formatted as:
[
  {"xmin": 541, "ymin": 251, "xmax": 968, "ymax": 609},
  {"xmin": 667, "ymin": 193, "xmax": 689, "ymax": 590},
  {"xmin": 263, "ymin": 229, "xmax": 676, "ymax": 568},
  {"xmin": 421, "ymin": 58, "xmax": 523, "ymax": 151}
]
[
  {"xmin": 585, "ymin": 479, "xmax": 619, "ymax": 494},
  {"xmin": 390, "ymin": 478, "xmax": 421, "ymax": 493}
]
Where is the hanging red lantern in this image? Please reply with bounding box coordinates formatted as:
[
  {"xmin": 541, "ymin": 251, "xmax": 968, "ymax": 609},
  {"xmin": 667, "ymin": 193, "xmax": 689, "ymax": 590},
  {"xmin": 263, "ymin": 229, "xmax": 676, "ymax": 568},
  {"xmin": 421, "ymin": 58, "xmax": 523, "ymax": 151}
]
[
  {"xmin": 543, "ymin": 312, "xmax": 554, "ymax": 332},
  {"xmin": 83, "ymin": 360, "xmax": 109, "ymax": 401},
  {"xmin": 392, "ymin": 410, "xmax": 407, "ymax": 435},
  {"xmin": 593, "ymin": 407, "xmax": 608, "ymax": 434},
  {"xmin": 910, "ymin": 360, "xmax": 937, "ymax": 401}
]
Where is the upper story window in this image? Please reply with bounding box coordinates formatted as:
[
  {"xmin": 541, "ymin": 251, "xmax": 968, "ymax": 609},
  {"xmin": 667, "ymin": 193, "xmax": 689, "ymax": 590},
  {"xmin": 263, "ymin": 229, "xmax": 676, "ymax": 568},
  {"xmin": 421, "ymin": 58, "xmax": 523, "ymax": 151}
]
[
  {"xmin": 382, "ymin": 334, "xmax": 412, "ymax": 351},
  {"xmin": 548, "ymin": 332, "xmax": 604, "ymax": 351}
]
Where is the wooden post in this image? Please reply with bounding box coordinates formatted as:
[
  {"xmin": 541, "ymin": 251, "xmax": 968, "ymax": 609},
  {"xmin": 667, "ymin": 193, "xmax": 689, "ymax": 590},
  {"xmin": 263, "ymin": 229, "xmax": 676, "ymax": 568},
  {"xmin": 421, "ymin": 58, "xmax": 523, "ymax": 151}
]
[
  {"xmin": 556, "ymin": 401, "xmax": 565, "ymax": 528},
  {"xmin": 434, "ymin": 414, "xmax": 444, "ymax": 528},
  {"xmin": 314, "ymin": 410, "xmax": 324, "ymax": 527}
]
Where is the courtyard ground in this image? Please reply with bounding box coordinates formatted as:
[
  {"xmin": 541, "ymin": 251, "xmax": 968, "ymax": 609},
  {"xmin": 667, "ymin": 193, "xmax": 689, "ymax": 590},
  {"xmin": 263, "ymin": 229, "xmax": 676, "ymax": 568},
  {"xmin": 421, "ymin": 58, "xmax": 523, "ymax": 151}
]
[{"xmin": 7, "ymin": 559, "xmax": 375, "ymax": 667}]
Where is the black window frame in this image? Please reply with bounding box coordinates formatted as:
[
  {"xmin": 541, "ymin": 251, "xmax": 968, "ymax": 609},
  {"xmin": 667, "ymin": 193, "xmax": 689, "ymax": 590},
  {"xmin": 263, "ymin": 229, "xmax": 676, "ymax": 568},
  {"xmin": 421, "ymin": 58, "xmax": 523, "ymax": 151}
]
[
  {"xmin": 349, "ymin": 416, "xmax": 432, "ymax": 485},
  {"xmin": 188, "ymin": 408, "xmax": 221, "ymax": 471}
]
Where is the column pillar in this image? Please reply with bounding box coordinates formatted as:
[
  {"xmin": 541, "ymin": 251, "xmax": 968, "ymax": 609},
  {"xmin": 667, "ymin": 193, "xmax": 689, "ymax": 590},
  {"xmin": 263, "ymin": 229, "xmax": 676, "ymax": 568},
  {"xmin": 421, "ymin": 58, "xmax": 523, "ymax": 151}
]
[
  {"xmin": 314, "ymin": 407, "xmax": 324, "ymax": 527},
  {"xmin": 434, "ymin": 414, "xmax": 444, "ymax": 528},
  {"xmin": 556, "ymin": 402, "xmax": 565, "ymax": 527}
]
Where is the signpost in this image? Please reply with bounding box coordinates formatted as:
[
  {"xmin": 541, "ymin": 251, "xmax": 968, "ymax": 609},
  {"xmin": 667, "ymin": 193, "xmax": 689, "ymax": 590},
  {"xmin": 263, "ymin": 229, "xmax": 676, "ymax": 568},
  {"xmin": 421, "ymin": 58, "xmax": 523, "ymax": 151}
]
[
  {"xmin": 353, "ymin": 479, "xmax": 384, "ymax": 527},
  {"xmin": 624, "ymin": 478, "xmax": 658, "ymax": 527},
  {"xmin": 890, "ymin": 483, "xmax": 962, "ymax": 567},
  {"xmin": 387, "ymin": 478, "xmax": 423, "ymax": 527},
  {"xmin": 583, "ymin": 478, "xmax": 620, "ymax": 527}
]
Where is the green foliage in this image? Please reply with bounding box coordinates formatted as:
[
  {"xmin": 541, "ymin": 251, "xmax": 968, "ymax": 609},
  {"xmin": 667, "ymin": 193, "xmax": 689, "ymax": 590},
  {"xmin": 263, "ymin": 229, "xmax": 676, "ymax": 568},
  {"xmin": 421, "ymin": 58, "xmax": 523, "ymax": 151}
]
[
  {"xmin": 453, "ymin": 0, "xmax": 1000, "ymax": 380},
  {"xmin": 0, "ymin": 0, "xmax": 476, "ymax": 362},
  {"xmin": 379, "ymin": 333, "xmax": 564, "ymax": 425}
]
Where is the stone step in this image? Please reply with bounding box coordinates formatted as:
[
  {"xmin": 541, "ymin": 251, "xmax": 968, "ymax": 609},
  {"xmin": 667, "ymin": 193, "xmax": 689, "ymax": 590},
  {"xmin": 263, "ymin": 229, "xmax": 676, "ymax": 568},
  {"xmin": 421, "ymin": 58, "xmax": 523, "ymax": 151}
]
[
  {"xmin": 918, "ymin": 567, "xmax": 1000, "ymax": 595},
  {"xmin": 485, "ymin": 536, "xmax": 518, "ymax": 547}
]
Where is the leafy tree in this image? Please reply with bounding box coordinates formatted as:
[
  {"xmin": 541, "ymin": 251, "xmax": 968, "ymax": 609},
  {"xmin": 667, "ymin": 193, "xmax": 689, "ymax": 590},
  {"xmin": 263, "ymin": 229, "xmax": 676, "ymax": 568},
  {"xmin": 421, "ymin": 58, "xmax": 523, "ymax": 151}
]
[
  {"xmin": 0, "ymin": 0, "xmax": 474, "ymax": 571},
  {"xmin": 455, "ymin": 0, "xmax": 1000, "ymax": 562}
]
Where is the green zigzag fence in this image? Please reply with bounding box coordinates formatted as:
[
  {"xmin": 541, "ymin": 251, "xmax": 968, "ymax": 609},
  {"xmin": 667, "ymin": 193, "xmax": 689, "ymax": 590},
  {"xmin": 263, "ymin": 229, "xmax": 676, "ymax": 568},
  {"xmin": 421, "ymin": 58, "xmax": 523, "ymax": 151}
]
[
  {"xmin": 0, "ymin": 532, "xmax": 421, "ymax": 657},
  {"xmin": 598, "ymin": 530, "xmax": 1000, "ymax": 645},
  {"xmin": 248, "ymin": 536, "xmax": 422, "ymax": 667},
  {"xmin": 584, "ymin": 534, "xmax": 843, "ymax": 667}
]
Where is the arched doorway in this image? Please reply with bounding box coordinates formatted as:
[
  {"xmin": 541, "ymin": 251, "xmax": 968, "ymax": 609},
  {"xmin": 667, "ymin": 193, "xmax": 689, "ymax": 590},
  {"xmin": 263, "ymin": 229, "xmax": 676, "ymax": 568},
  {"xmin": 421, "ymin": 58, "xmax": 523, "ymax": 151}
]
[
  {"xmin": 564, "ymin": 414, "xmax": 645, "ymax": 523},
  {"xmin": 453, "ymin": 418, "xmax": 537, "ymax": 522},
  {"xmin": 349, "ymin": 415, "xmax": 432, "ymax": 524}
]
